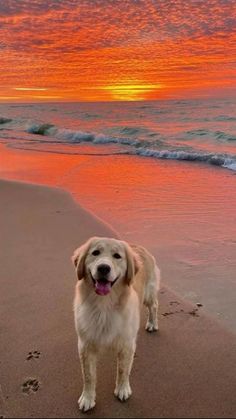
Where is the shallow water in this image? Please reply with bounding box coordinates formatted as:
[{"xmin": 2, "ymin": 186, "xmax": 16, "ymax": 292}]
[
  {"xmin": 0, "ymin": 97, "xmax": 236, "ymax": 171},
  {"xmin": 0, "ymin": 142, "xmax": 236, "ymax": 332}
]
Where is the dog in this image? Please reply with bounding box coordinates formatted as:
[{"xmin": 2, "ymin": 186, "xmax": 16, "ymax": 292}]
[{"xmin": 72, "ymin": 236, "xmax": 160, "ymax": 411}]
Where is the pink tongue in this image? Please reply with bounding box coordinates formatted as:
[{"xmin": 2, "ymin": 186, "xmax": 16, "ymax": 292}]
[{"xmin": 95, "ymin": 281, "xmax": 111, "ymax": 296}]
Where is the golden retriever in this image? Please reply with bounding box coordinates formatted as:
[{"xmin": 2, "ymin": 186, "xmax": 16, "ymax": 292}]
[{"xmin": 72, "ymin": 236, "xmax": 160, "ymax": 412}]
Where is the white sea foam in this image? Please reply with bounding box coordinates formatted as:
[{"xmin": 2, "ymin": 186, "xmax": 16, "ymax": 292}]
[
  {"xmin": 223, "ymin": 160, "xmax": 236, "ymax": 171},
  {"xmin": 24, "ymin": 122, "xmax": 236, "ymax": 172},
  {"xmin": 26, "ymin": 123, "xmax": 141, "ymax": 146},
  {"xmin": 132, "ymin": 147, "xmax": 236, "ymax": 170},
  {"xmin": 0, "ymin": 97, "xmax": 235, "ymax": 174}
]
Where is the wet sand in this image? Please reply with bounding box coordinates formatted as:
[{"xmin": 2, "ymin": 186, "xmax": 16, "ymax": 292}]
[
  {"xmin": 1, "ymin": 143, "xmax": 236, "ymax": 332},
  {"xmin": 1, "ymin": 179, "xmax": 236, "ymax": 418}
]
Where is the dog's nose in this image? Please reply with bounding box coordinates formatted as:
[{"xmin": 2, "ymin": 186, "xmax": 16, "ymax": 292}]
[{"xmin": 97, "ymin": 264, "xmax": 111, "ymax": 276}]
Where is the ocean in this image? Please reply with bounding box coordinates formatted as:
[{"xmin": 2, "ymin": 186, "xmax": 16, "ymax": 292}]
[
  {"xmin": 0, "ymin": 97, "xmax": 236, "ymax": 170},
  {"xmin": 0, "ymin": 97, "xmax": 236, "ymax": 331}
]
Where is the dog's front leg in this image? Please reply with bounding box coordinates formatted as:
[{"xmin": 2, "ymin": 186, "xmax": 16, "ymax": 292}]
[
  {"xmin": 114, "ymin": 342, "xmax": 136, "ymax": 402},
  {"xmin": 78, "ymin": 341, "xmax": 97, "ymax": 412}
]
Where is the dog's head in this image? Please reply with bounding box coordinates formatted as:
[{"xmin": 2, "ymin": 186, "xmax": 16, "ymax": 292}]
[{"xmin": 72, "ymin": 237, "xmax": 139, "ymax": 296}]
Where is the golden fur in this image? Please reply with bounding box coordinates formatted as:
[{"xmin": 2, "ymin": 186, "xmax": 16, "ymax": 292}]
[{"xmin": 72, "ymin": 236, "xmax": 160, "ymax": 411}]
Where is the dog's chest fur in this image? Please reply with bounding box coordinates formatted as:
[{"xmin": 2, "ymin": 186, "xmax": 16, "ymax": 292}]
[{"xmin": 74, "ymin": 292, "xmax": 125, "ymax": 347}]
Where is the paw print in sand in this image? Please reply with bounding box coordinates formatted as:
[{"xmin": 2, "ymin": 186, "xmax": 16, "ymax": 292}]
[
  {"xmin": 22, "ymin": 378, "xmax": 40, "ymax": 394},
  {"xmin": 26, "ymin": 351, "xmax": 41, "ymax": 360}
]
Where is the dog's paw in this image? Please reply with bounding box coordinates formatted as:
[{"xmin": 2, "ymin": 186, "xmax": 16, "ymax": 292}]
[
  {"xmin": 114, "ymin": 382, "xmax": 132, "ymax": 402},
  {"xmin": 145, "ymin": 321, "xmax": 159, "ymax": 333},
  {"xmin": 78, "ymin": 392, "xmax": 96, "ymax": 412}
]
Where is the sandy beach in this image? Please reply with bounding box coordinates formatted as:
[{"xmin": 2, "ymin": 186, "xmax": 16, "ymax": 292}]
[
  {"xmin": 1, "ymin": 0, "xmax": 236, "ymax": 416},
  {"xmin": 1, "ymin": 179, "xmax": 236, "ymax": 418}
]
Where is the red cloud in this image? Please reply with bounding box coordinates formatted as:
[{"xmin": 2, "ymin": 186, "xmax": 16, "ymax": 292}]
[{"xmin": 0, "ymin": 0, "xmax": 235, "ymax": 101}]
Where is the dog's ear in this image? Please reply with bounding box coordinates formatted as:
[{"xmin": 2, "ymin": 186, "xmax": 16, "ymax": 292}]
[
  {"xmin": 72, "ymin": 238, "xmax": 93, "ymax": 280},
  {"xmin": 124, "ymin": 243, "xmax": 140, "ymax": 285}
]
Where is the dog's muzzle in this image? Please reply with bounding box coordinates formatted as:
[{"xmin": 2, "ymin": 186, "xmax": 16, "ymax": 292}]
[{"xmin": 90, "ymin": 268, "xmax": 119, "ymax": 296}]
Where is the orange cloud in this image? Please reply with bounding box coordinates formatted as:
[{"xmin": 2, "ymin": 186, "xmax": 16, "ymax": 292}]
[{"xmin": 0, "ymin": 0, "xmax": 235, "ymax": 101}]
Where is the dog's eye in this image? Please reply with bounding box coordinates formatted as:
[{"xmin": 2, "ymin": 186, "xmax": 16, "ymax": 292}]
[
  {"xmin": 92, "ymin": 250, "xmax": 100, "ymax": 256},
  {"xmin": 113, "ymin": 253, "xmax": 122, "ymax": 259}
]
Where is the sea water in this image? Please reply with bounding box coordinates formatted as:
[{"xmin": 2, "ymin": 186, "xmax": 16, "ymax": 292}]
[{"xmin": 0, "ymin": 97, "xmax": 236, "ymax": 171}]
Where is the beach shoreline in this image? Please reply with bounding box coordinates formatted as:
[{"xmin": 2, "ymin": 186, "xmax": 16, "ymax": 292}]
[
  {"xmin": 1, "ymin": 142, "xmax": 236, "ymax": 333},
  {"xmin": 1, "ymin": 0, "xmax": 236, "ymax": 415},
  {"xmin": 1, "ymin": 178, "xmax": 236, "ymax": 418}
]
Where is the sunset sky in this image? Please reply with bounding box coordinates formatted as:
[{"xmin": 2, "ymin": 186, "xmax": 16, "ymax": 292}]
[{"xmin": 0, "ymin": 0, "xmax": 235, "ymax": 102}]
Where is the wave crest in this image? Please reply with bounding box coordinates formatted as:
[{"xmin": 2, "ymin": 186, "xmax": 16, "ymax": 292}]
[
  {"xmin": 22, "ymin": 122, "xmax": 236, "ymax": 173},
  {"xmin": 132, "ymin": 148, "xmax": 236, "ymax": 171},
  {"xmin": 27, "ymin": 123, "xmax": 55, "ymax": 135},
  {"xmin": 0, "ymin": 117, "xmax": 12, "ymax": 124}
]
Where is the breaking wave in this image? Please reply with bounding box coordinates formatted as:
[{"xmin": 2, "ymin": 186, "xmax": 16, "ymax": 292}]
[
  {"xmin": 26, "ymin": 123, "xmax": 142, "ymax": 146},
  {"xmin": 27, "ymin": 123, "xmax": 55, "ymax": 135},
  {"xmin": 24, "ymin": 122, "xmax": 236, "ymax": 172},
  {"xmin": 132, "ymin": 148, "xmax": 236, "ymax": 171},
  {"xmin": 0, "ymin": 116, "xmax": 233, "ymax": 172},
  {"xmin": 0, "ymin": 117, "xmax": 12, "ymax": 124}
]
